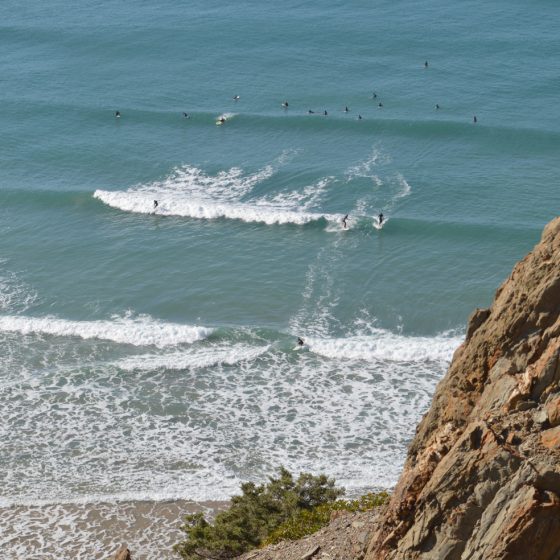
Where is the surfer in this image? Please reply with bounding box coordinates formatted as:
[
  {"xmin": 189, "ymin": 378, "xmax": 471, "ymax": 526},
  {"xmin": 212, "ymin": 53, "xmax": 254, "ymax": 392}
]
[
  {"xmin": 153, "ymin": 200, "xmax": 158, "ymax": 209},
  {"xmin": 282, "ymin": 101, "xmax": 289, "ymax": 108},
  {"xmin": 378, "ymin": 212, "xmax": 384, "ymax": 225},
  {"xmin": 324, "ymin": 110, "xmax": 328, "ymax": 116},
  {"xmin": 308, "ymin": 109, "xmax": 315, "ymax": 114},
  {"xmin": 424, "ymin": 60, "xmax": 429, "ymax": 68},
  {"xmin": 435, "ymin": 104, "xmax": 440, "ymax": 110},
  {"xmin": 344, "ymin": 106, "xmax": 349, "ymax": 113},
  {"xmin": 378, "ymin": 102, "xmax": 383, "ymax": 108},
  {"xmin": 182, "ymin": 112, "xmax": 190, "ymax": 118},
  {"xmin": 219, "ymin": 116, "xmax": 226, "ymax": 124},
  {"xmin": 358, "ymin": 114, "xmax": 362, "ymax": 120},
  {"xmin": 297, "ymin": 337, "xmax": 305, "ymax": 347},
  {"xmin": 342, "ymin": 214, "xmax": 349, "ymax": 229},
  {"xmin": 233, "ymin": 95, "xmax": 240, "ymax": 100},
  {"xmin": 372, "ymin": 92, "xmax": 377, "ymax": 99},
  {"xmin": 115, "ymin": 110, "xmax": 121, "ymax": 118},
  {"xmin": 473, "ymin": 115, "xmax": 478, "ymax": 123}
]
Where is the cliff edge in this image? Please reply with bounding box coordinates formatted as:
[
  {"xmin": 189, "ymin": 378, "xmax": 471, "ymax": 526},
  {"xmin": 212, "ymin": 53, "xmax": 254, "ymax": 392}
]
[{"xmin": 366, "ymin": 216, "xmax": 560, "ymax": 560}]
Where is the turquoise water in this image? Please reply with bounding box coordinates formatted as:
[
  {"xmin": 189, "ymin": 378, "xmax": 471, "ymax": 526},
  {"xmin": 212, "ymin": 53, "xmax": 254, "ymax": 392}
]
[{"xmin": 1, "ymin": 0, "xmax": 559, "ymax": 550}]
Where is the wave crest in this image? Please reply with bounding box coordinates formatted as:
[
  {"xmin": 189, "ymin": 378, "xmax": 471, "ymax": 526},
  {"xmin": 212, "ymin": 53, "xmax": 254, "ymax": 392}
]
[{"xmin": 0, "ymin": 314, "xmax": 212, "ymax": 348}]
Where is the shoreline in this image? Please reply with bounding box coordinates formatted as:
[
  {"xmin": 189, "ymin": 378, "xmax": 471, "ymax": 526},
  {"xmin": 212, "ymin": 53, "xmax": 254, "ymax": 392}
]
[{"xmin": 0, "ymin": 498, "xmax": 228, "ymax": 559}]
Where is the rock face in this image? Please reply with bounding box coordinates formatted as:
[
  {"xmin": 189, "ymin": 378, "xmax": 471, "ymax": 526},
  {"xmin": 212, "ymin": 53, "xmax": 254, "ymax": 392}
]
[{"xmin": 365, "ymin": 217, "xmax": 560, "ymax": 560}]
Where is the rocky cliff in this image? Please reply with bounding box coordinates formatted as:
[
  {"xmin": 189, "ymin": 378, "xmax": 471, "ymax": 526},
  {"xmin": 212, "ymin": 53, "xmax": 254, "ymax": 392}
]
[{"xmin": 365, "ymin": 216, "xmax": 560, "ymax": 560}]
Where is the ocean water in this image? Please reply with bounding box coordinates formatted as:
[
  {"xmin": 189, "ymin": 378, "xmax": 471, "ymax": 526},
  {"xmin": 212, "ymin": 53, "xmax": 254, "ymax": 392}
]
[{"xmin": 1, "ymin": 0, "xmax": 559, "ymax": 556}]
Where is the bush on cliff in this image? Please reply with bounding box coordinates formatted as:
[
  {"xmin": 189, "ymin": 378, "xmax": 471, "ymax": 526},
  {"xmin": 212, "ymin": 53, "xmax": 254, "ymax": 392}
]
[
  {"xmin": 263, "ymin": 491, "xmax": 390, "ymax": 545},
  {"xmin": 174, "ymin": 467, "xmax": 388, "ymax": 560}
]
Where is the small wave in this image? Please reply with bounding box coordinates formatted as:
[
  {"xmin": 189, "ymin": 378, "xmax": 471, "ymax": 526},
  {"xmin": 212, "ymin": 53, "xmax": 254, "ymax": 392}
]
[
  {"xmin": 114, "ymin": 344, "xmax": 270, "ymax": 371},
  {"xmin": 305, "ymin": 330, "xmax": 461, "ymax": 363},
  {"xmin": 94, "ymin": 189, "xmax": 340, "ymax": 225},
  {"xmin": 217, "ymin": 112, "xmax": 237, "ymax": 121},
  {"xmin": 93, "ymin": 158, "xmax": 347, "ymax": 227},
  {"xmin": 0, "ymin": 314, "xmax": 212, "ymax": 348}
]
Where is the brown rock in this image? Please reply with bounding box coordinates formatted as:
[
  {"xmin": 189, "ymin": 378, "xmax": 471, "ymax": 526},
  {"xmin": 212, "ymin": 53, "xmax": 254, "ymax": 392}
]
[
  {"xmin": 364, "ymin": 217, "xmax": 560, "ymax": 560},
  {"xmin": 113, "ymin": 544, "xmax": 132, "ymax": 560},
  {"xmin": 546, "ymin": 394, "xmax": 560, "ymax": 427},
  {"xmin": 541, "ymin": 426, "xmax": 560, "ymax": 450}
]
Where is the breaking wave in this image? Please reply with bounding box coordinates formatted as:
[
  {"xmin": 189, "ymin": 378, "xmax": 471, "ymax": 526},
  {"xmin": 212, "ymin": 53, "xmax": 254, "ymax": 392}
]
[{"xmin": 0, "ymin": 314, "xmax": 212, "ymax": 348}]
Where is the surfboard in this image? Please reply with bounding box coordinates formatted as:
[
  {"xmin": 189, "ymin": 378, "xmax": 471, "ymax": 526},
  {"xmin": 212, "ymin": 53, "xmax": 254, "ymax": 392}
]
[{"xmin": 216, "ymin": 120, "xmax": 224, "ymax": 126}]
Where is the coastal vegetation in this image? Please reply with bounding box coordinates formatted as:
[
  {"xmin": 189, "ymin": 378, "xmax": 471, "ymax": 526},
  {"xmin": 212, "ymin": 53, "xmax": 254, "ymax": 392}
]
[{"xmin": 174, "ymin": 467, "xmax": 389, "ymax": 559}]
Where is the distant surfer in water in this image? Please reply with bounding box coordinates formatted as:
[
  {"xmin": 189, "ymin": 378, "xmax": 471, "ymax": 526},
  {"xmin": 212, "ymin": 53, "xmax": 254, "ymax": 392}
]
[
  {"xmin": 358, "ymin": 114, "xmax": 362, "ymax": 120},
  {"xmin": 233, "ymin": 95, "xmax": 240, "ymax": 100},
  {"xmin": 115, "ymin": 111, "xmax": 121, "ymax": 118},
  {"xmin": 324, "ymin": 110, "xmax": 328, "ymax": 116},
  {"xmin": 435, "ymin": 104, "xmax": 440, "ymax": 110},
  {"xmin": 182, "ymin": 112, "xmax": 190, "ymax": 118},
  {"xmin": 344, "ymin": 106, "xmax": 349, "ymax": 113},
  {"xmin": 342, "ymin": 214, "xmax": 349, "ymax": 229},
  {"xmin": 378, "ymin": 212, "xmax": 384, "ymax": 225},
  {"xmin": 308, "ymin": 109, "xmax": 315, "ymax": 114},
  {"xmin": 372, "ymin": 92, "xmax": 377, "ymax": 99},
  {"xmin": 378, "ymin": 102, "xmax": 383, "ymax": 108},
  {"xmin": 282, "ymin": 101, "xmax": 289, "ymax": 108},
  {"xmin": 297, "ymin": 337, "xmax": 305, "ymax": 347},
  {"xmin": 424, "ymin": 60, "xmax": 429, "ymax": 68},
  {"xmin": 473, "ymin": 115, "xmax": 478, "ymax": 123},
  {"xmin": 153, "ymin": 200, "xmax": 158, "ymax": 209},
  {"xmin": 219, "ymin": 116, "xmax": 226, "ymax": 124}
]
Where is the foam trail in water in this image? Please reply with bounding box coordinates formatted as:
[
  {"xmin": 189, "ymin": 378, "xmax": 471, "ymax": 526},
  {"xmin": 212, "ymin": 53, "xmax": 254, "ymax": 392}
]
[
  {"xmin": 115, "ymin": 344, "xmax": 270, "ymax": 371},
  {"xmin": 0, "ymin": 314, "xmax": 212, "ymax": 348},
  {"xmin": 0, "ymin": 261, "xmax": 38, "ymax": 313},
  {"xmin": 305, "ymin": 330, "xmax": 461, "ymax": 364}
]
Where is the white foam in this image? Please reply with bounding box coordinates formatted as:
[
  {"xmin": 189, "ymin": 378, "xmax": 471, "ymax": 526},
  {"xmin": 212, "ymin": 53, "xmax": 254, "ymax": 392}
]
[
  {"xmin": 217, "ymin": 112, "xmax": 237, "ymax": 121},
  {"xmin": 0, "ymin": 262, "xmax": 38, "ymax": 313},
  {"xmin": 345, "ymin": 146, "xmax": 391, "ymax": 182},
  {"xmin": 94, "ymin": 190, "xmax": 340, "ymax": 225},
  {"xmin": 305, "ymin": 330, "xmax": 461, "ymax": 364},
  {"xmin": 94, "ymin": 159, "xmax": 343, "ymax": 227},
  {"xmin": 114, "ymin": 344, "xmax": 270, "ymax": 371},
  {"xmin": 0, "ymin": 314, "xmax": 212, "ymax": 348}
]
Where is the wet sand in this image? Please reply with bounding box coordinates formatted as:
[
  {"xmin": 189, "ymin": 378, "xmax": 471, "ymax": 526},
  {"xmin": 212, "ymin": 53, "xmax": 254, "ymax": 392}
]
[{"xmin": 0, "ymin": 499, "xmax": 228, "ymax": 559}]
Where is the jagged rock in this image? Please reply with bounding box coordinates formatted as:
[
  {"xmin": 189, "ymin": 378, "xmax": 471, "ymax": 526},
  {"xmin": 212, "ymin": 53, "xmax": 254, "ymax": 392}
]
[
  {"xmin": 365, "ymin": 216, "xmax": 560, "ymax": 560},
  {"xmin": 300, "ymin": 545, "xmax": 320, "ymax": 559},
  {"xmin": 466, "ymin": 308, "xmax": 490, "ymax": 341},
  {"xmin": 113, "ymin": 544, "xmax": 132, "ymax": 560}
]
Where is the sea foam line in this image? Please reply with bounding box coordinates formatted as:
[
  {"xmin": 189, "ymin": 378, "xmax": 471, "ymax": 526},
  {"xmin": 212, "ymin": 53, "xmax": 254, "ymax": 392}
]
[
  {"xmin": 94, "ymin": 189, "xmax": 341, "ymax": 226},
  {"xmin": 114, "ymin": 344, "xmax": 270, "ymax": 371},
  {"xmin": 0, "ymin": 314, "xmax": 212, "ymax": 348},
  {"xmin": 305, "ymin": 330, "xmax": 462, "ymax": 364}
]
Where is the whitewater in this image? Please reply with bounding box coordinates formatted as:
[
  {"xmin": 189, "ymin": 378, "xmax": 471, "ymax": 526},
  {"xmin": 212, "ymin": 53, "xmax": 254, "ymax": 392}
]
[{"xmin": 3, "ymin": 0, "xmax": 558, "ymax": 556}]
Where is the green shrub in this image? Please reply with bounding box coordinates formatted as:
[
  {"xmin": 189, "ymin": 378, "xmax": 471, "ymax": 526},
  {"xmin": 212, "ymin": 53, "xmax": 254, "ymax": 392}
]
[
  {"xmin": 263, "ymin": 491, "xmax": 390, "ymax": 545},
  {"xmin": 174, "ymin": 467, "xmax": 344, "ymax": 560}
]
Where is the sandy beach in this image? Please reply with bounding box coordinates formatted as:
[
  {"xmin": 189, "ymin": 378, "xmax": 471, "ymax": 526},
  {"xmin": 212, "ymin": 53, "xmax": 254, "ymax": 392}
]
[{"xmin": 0, "ymin": 499, "xmax": 227, "ymax": 559}]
